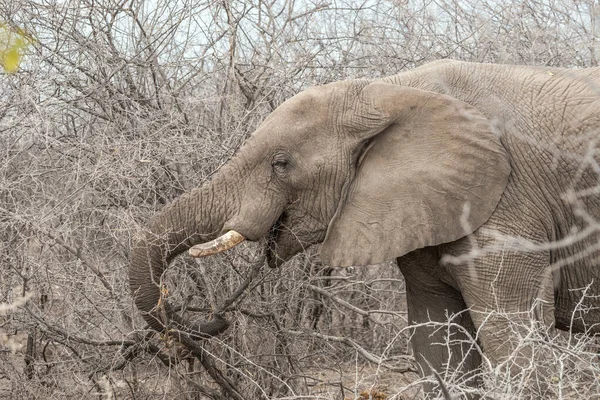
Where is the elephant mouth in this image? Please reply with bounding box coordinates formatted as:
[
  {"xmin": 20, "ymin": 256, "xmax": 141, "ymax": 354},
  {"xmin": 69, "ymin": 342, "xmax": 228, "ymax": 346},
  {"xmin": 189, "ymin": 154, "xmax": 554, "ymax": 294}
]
[
  {"xmin": 187, "ymin": 212, "xmax": 289, "ymax": 267},
  {"xmin": 265, "ymin": 211, "xmax": 329, "ymax": 268},
  {"xmin": 188, "ymin": 210, "xmax": 324, "ymax": 269},
  {"xmin": 266, "ymin": 212, "xmax": 287, "ymax": 268}
]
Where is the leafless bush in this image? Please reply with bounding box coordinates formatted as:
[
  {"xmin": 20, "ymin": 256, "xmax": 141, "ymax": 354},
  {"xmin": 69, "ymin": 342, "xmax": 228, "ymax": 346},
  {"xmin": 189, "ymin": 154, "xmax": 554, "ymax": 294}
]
[
  {"xmin": 404, "ymin": 295, "xmax": 600, "ymax": 399},
  {"xmin": 1, "ymin": 0, "xmax": 599, "ymax": 398}
]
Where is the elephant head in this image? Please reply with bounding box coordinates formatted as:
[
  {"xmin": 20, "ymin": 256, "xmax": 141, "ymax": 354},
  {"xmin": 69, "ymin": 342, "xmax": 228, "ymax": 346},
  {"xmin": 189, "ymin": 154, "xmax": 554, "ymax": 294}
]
[{"xmin": 129, "ymin": 79, "xmax": 510, "ymax": 337}]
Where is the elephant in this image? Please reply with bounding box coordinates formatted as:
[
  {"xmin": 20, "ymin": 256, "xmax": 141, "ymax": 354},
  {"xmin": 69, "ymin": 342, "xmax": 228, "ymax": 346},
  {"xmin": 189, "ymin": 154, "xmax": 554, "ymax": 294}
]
[{"xmin": 129, "ymin": 60, "xmax": 600, "ymax": 396}]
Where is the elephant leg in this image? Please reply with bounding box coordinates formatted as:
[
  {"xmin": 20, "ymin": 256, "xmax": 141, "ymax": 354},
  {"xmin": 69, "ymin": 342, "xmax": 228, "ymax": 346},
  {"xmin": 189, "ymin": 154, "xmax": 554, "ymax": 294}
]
[
  {"xmin": 398, "ymin": 249, "xmax": 482, "ymax": 398},
  {"xmin": 444, "ymin": 231, "xmax": 555, "ymax": 395}
]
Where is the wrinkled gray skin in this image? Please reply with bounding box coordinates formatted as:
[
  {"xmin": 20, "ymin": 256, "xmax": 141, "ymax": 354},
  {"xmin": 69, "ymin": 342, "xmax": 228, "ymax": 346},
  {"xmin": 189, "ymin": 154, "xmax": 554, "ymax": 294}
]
[{"xmin": 130, "ymin": 60, "xmax": 600, "ymax": 395}]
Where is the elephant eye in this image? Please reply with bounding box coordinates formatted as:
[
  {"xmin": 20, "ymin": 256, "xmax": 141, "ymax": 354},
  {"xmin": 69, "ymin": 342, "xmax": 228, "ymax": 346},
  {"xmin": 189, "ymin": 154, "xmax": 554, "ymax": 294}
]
[{"xmin": 271, "ymin": 159, "xmax": 289, "ymax": 174}]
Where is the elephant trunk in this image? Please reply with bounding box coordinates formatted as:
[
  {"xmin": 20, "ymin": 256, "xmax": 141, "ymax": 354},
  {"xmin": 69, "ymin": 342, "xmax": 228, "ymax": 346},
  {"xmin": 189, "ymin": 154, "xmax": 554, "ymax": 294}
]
[{"xmin": 129, "ymin": 177, "xmax": 231, "ymax": 338}]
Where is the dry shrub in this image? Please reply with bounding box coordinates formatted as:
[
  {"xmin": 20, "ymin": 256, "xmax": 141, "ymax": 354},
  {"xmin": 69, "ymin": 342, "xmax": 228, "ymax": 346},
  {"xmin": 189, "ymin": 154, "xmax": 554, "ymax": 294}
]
[{"xmin": 1, "ymin": 0, "xmax": 599, "ymax": 398}]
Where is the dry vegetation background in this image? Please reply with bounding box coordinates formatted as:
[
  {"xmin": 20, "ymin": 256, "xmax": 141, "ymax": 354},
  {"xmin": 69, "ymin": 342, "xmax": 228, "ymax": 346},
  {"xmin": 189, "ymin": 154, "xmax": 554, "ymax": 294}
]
[{"xmin": 1, "ymin": 0, "xmax": 600, "ymax": 399}]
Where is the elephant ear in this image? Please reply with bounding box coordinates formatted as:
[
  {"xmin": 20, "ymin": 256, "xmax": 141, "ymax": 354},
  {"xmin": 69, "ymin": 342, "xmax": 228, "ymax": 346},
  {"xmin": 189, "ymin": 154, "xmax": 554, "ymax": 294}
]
[{"xmin": 320, "ymin": 82, "xmax": 511, "ymax": 267}]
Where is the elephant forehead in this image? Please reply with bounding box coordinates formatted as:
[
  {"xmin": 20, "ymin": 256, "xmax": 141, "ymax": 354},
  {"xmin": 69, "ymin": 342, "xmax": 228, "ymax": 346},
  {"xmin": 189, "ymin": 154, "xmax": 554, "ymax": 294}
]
[
  {"xmin": 249, "ymin": 126, "xmax": 341, "ymax": 163},
  {"xmin": 253, "ymin": 87, "xmax": 338, "ymax": 137}
]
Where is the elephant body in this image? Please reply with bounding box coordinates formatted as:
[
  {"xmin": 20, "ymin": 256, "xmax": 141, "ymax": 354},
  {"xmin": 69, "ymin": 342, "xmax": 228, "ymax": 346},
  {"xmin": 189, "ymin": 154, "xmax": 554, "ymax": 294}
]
[
  {"xmin": 389, "ymin": 62, "xmax": 600, "ymax": 389},
  {"xmin": 129, "ymin": 60, "xmax": 600, "ymax": 396},
  {"xmin": 392, "ymin": 61, "xmax": 600, "ymax": 330}
]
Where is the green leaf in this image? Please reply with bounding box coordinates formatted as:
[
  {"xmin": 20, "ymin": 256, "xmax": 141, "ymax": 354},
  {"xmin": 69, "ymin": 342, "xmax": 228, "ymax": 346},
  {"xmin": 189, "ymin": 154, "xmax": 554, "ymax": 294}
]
[{"xmin": 0, "ymin": 24, "xmax": 33, "ymax": 74}]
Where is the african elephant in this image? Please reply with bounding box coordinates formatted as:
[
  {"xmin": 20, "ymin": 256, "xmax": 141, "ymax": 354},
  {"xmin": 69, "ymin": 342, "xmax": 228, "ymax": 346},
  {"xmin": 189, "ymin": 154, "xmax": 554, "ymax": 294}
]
[{"xmin": 129, "ymin": 60, "xmax": 600, "ymax": 396}]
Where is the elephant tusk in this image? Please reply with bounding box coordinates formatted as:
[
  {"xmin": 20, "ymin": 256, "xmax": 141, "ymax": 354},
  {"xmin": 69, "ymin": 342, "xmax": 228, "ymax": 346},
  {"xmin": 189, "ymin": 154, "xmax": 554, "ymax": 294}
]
[{"xmin": 188, "ymin": 230, "xmax": 245, "ymax": 257}]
